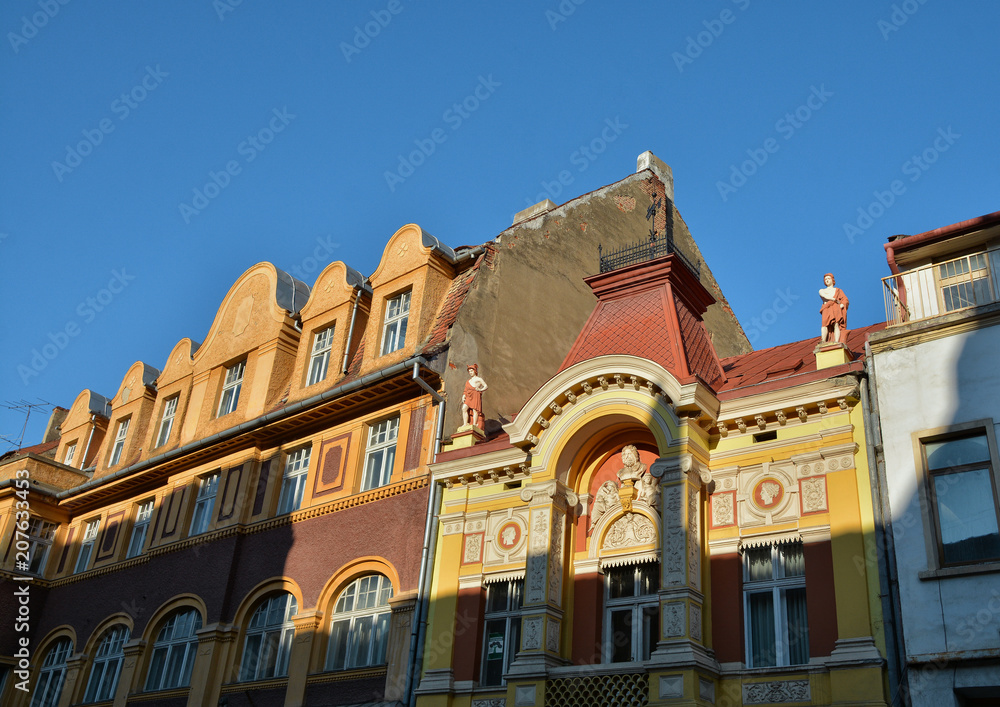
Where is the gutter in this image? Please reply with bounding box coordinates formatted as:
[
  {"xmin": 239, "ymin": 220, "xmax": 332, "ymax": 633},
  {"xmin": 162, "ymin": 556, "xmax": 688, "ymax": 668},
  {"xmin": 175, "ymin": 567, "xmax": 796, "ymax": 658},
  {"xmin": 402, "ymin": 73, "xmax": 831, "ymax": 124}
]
[{"xmin": 57, "ymin": 355, "xmax": 438, "ymax": 502}]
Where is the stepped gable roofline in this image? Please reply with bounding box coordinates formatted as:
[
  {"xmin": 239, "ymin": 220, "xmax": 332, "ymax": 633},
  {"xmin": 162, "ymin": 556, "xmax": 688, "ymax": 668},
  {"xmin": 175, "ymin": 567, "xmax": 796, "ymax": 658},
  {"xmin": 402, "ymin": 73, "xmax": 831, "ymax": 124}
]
[{"xmin": 717, "ymin": 322, "xmax": 885, "ymax": 399}]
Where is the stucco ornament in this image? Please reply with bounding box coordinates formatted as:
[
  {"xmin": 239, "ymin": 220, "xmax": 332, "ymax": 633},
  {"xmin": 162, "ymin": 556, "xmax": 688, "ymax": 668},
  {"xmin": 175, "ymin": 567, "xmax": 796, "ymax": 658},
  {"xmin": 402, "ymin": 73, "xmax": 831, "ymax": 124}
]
[
  {"xmin": 591, "ymin": 447, "xmax": 661, "ymax": 530},
  {"xmin": 461, "ymin": 364, "xmax": 488, "ymax": 430},
  {"xmin": 602, "ymin": 512, "xmax": 656, "ymax": 550},
  {"xmin": 819, "ymin": 273, "xmax": 849, "ymax": 343}
]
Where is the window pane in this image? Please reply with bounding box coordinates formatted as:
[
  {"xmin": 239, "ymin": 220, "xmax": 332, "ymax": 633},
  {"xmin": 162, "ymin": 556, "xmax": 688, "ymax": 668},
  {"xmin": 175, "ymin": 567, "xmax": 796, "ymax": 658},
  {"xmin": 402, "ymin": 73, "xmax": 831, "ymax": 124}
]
[
  {"xmin": 372, "ymin": 612, "xmax": 390, "ymax": 665},
  {"xmin": 781, "ymin": 543, "xmax": 805, "ymax": 577},
  {"xmin": 641, "ymin": 605, "xmax": 659, "ymax": 661},
  {"xmin": 785, "ymin": 588, "xmax": 810, "ymax": 665},
  {"xmin": 145, "ymin": 646, "xmax": 167, "ymax": 690},
  {"xmin": 348, "ymin": 616, "xmax": 374, "ymax": 668},
  {"xmin": 746, "ymin": 547, "xmax": 773, "ymax": 581},
  {"xmin": 327, "ymin": 619, "xmax": 350, "ymax": 671},
  {"xmin": 637, "ymin": 563, "xmax": 660, "ymax": 595},
  {"xmin": 163, "ymin": 645, "xmax": 186, "ymax": 688},
  {"xmin": 934, "ymin": 468, "xmax": 1000, "ymax": 564},
  {"xmin": 240, "ymin": 634, "xmax": 262, "ymax": 681},
  {"xmin": 482, "ymin": 618, "xmax": 507, "ymax": 686},
  {"xmin": 926, "ymin": 434, "xmax": 990, "ymax": 469},
  {"xmin": 487, "ymin": 581, "xmax": 510, "ymax": 613},
  {"xmin": 607, "ymin": 566, "xmax": 634, "ymax": 599},
  {"xmin": 749, "ymin": 592, "xmax": 776, "ymax": 667},
  {"xmin": 609, "ymin": 609, "xmax": 633, "ymax": 663}
]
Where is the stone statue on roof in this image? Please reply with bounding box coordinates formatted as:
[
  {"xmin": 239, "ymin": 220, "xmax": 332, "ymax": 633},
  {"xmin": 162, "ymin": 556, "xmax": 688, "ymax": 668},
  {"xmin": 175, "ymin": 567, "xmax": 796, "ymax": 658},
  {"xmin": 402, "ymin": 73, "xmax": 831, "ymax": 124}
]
[
  {"xmin": 461, "ymin": 364, "xmax": 487, "ymax": 430},
  {"xmin": 819, "ymin": 273, "xmax": 849, "ymax": 344}
]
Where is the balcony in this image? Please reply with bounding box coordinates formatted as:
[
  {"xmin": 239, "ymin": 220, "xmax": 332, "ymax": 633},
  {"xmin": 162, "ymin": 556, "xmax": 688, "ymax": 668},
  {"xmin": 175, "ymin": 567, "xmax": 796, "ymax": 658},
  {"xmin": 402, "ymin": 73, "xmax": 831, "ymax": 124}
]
[{"xmin": 882, "ymin": 250, "xmax": 1000, "ymax": 326}]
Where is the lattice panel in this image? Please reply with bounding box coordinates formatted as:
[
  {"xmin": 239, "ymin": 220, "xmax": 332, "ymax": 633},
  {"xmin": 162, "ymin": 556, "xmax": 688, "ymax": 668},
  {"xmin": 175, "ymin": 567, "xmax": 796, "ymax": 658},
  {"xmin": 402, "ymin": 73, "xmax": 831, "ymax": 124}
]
[{"xmin": 546, "ymin": 673, "xmax": 649, "ymax": 707}]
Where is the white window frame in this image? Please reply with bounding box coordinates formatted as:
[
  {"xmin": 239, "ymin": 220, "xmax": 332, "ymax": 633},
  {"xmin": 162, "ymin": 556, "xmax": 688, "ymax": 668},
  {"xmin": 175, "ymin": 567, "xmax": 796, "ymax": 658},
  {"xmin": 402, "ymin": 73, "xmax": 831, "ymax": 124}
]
[
  {"xmin": 326, "ymin": 574, "xmax": 394, "ymax": 672},
  {"xmin": 30, "ymin": 638, "xmax": 73, "ymax": 707},
  {"xmin": 144, "ymin": 609, "xmax": 202, "ymax": 692},
  {"xmin": 74, "ymin": 519, "xmax": 101, "ymax": 574},
  {"xmin": 64, "ymin": 442, "xmax": 77, "ymax": 467},
  {"xmin": 26, "ymin": 518, "xmax": 57, "ymax": 576},
  {"xmin": 83, "ymin": 625, "xmax": 129, "ymax": 703},
  {"xmin": 189, "ymin": 473, "xmax": 220, "ymax": 536},
  {"xmin": 156, "ymin": 396, "xmax": 179, "ymax": 448},
  {"xmin": 919, "ymin": 422, "xmax": 1000, "ymax": 568},
  {"xmin": 239, "ymin": 593, "xmax": 297, "ymax": 682},
  {"xmin": 361, "ymin": 417, "xmax": 399, "ymax": 491},
  {"xmin": 603, "ymin": 562, "xmax": 660, "ymax": 663},
  {"xmin": 307, "ymin": 325, "xmax": 335, "ymax": 386},
  {"xmin": 380, "ymin": 291, "xmax": 411, "ymax": 355},
  {"xmin": 480, "ymin": 578, "xmax": 523, "ymax": 686},
  {"xmin": 109, "ymin": 418, "xmax": 130, "ymax": 467},
  {"xmin": 742, "ymin": 542, "xmax": 809, "ymax": 668},
  {"xmin": 126, "ymin": 499, "xmax": 155, "ymax": 559},
  {"xmin": 277, "ymin": 446, "xmax": 312, "ymax": 515},
  {"xmin": 217, "ymin": 360, "xmax": 246, "ymax": 417}
]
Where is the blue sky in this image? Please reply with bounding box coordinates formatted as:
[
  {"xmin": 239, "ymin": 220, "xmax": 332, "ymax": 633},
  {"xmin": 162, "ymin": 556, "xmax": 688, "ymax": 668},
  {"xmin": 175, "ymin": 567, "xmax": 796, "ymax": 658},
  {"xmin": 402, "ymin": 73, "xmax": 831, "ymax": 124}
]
[{"xmin": 2, "ymin": 0, "xmax": 998, "ymax": 448}]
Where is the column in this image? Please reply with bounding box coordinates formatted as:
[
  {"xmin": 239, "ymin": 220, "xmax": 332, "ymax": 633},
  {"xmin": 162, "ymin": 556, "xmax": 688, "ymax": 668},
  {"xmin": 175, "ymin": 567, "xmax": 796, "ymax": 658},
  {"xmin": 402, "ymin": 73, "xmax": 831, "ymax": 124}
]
[
  {"xmin": 507, "ymin": 479, "xmax": 577, "ymax": 684},
  {"xmin": 114, "ymin": 639, "xmax": 145, "ymax": 707},
  {"xmin": 187, "ymin": 623, "xmax": 238, "ymax": 707},
  {"xmin": 284, "ymin": 610, "xmax": 323, "ymax": 707}
]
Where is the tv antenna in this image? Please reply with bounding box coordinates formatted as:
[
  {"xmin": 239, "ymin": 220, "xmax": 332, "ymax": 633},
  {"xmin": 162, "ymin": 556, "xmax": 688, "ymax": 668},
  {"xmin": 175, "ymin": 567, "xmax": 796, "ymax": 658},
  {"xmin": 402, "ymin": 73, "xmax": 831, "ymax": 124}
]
[{"xmin": 1, "ymin": 399, "xmax": 52, "ymax": 453}]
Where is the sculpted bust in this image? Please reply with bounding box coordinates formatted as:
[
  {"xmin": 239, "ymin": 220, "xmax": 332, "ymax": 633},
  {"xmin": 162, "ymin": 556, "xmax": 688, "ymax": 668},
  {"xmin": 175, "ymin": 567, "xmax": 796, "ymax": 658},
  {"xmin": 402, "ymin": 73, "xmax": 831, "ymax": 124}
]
[{"xmin": 616, "ymin": 445, "xmax": 647, "ymax": 484}]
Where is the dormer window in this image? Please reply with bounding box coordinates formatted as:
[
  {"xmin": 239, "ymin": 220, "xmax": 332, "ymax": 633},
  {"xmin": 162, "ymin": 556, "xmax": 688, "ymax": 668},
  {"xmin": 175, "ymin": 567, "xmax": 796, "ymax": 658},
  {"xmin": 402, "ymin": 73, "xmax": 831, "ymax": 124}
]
[
  {"xmin": 109, "ymin": 418, "xmax": 130, "ymax": 466},
  {"xmin": 64, "ymin": 441, "xmax": 77, "ymax": 467},
  {"xmin": 218, "ymin": 360, "xmax": 246, "ymax": 417},
  {"xmin": 380, "ymin": 291, "xmax": 411, "ymax": 355},
  {"xmin": 307, "ymin": 326, "xmax": 335, "ymax": 386},
  {"xmin": 156, "ymin": 396, "xmax": 179, "ymax": 448}
]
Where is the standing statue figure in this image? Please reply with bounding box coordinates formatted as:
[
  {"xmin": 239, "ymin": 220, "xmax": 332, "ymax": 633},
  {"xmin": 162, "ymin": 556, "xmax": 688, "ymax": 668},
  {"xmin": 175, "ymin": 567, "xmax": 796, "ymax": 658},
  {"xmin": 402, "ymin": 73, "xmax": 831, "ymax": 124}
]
[
  {"xmin": 819, "ymin": 273, "xmax": 849, "ymax": 343},
  {"xmin": 462, "ymin": 364, "xmax": 488, "ymax": 429}
]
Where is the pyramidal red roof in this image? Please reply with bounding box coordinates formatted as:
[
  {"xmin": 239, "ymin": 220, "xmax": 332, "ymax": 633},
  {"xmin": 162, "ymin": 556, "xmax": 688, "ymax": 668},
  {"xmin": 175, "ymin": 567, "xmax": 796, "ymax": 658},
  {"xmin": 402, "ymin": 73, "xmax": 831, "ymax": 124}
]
[{"xmin": 559, "ymin": 254, "xmax": 725, "ymax": 387}]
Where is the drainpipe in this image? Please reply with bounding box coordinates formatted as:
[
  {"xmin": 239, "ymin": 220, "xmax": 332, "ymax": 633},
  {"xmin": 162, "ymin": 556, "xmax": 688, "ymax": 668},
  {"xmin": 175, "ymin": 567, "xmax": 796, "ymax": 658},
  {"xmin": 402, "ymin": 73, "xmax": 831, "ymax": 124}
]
[
  {"xmin": 885, "ymin": 242, "xmax": 908, "ymax": 321},
  {"xmin": 862, "ymin": 344, "xmax": 909, "ymax": 707},
  {"xmin": 342, "ymin": 285, "xmax": 362, "ymax": 375},
  {"xmin": 404, "ymin": 366, "xmax": 445, "ymax": 706},
  {"xmin": 80, "ymin": 413, "xmax": 97, "ymax": 470}
]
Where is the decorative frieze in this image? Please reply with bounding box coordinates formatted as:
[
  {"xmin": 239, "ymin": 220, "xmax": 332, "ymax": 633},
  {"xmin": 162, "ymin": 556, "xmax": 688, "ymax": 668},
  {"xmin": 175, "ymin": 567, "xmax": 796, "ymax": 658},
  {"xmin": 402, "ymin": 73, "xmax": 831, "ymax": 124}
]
[
  {"xmin": 602, "ymin": 513, "xmax": 656, "ymax": 550},
  {"xmin": 742, "ymin": 679, "xmax": 810, "ymax": 704}
]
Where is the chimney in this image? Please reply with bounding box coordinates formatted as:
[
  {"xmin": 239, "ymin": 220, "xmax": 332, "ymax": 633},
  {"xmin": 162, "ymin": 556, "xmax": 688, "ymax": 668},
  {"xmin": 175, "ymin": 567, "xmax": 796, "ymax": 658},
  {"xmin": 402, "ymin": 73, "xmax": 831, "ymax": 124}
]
[
  {"xmin": 43, "ymin": 407, "xmax": 69, "ymax": 443},
  {"xmin": 636, "ymin": 151, "xmax": 674, "ymax": 201}
]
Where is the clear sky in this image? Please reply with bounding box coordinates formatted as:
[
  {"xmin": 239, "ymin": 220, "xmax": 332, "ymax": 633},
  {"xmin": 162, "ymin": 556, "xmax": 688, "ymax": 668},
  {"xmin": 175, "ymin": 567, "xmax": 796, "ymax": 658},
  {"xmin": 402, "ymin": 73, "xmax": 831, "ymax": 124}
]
[{"xmin": 2, "ymin": 0, "xmax": 998, "ymax": 449}]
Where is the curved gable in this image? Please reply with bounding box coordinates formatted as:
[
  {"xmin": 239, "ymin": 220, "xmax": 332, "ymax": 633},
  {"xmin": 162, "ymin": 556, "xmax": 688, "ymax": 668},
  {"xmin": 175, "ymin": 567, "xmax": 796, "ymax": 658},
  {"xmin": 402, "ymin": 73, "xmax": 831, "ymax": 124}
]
[
  {"xmin": 111, "ymin": 361, "xmax": 160, "ymax": 406},
  {"xmin": 298, "ymin": 261, "xmax": 370, "ymax": 321},
  {"xmin": 369, "ymin": 224, "xmax": 455, "ymax": 288},
  {"xmin": 157, "ymin": 338, "xmax": 200, "ymax": 387}
]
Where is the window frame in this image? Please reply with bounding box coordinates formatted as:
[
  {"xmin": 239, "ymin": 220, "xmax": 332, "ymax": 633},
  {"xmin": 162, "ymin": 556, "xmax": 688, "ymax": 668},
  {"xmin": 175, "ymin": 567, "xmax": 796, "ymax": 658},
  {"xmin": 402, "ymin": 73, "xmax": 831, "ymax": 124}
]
[
  {"xmin": 380, "ymin": 290, "xmax": 411, "ymax": 356},
  {"xmin": 25, "ymin": 517, "xmax": 57, "ymax": 576},
  {"xmin": 30, "ymin": 637, "xmax": 72, "ymax": 707},
  {"xmin": 741, "ymin": 541, "xmax": 809, "ymax": 668},
  {"xmin": 144, "ymin": 608, "xmax": 202, "ymax": 692},
  {"xmin": 74, "ymin": 518, "xmax": 101, "ymax": 574},
  {"xmin": 126, "ymin": 499, "xmax": 156, "ymax": 559},
  {"xmin": 239, "ymin": 593, "xmax": 298, "ymax": 682},
  {"xmin": 480, "ymin": 578, "xmax": 523, "ymax": 687},
  {"xmin": 83, "ymin": 625, "xmax": 130, "ymax": 703},
  {"xmin": 109, "ymin": 417, "xmax": 131, "ymax": 467},
  {"xmin": 361, "ymin": 416, "xmax": 399, "ymax": 492},
  {"xmin": 307, "ymin": 325, "xmax": 336, "ymax": 386},
  {"xmin": 63, "ymin": 441, "xmax": 77, "ymax": 467},
  {"xmin": 915, "ymin": 420, "xmax": 1000, "ymax": 569},
  {"xmin": 189, "ymin": 473, "xmax": 220, "ymax": 537},
  {"xmin": 156, "ymin": 396, "xmax": 179, "ymax": 448},
  {"xmin": 217, "ymin": 360, "xmax": 246, "ymax": 417},
  {"xmin": 325, "ymin": 574, "xmax": 394, "ymax": 672},
  {"xmin": 277, "ymin": 446, "xmax": 312, "ymax": 515},
  {"xmin": 602, "ymin": 562, "xmax": 660, "ymax": 664}
]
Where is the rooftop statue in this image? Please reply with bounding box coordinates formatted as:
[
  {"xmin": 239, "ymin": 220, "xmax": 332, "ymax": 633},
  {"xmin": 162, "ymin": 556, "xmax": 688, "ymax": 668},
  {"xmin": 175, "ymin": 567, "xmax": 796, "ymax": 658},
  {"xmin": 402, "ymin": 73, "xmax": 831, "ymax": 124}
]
[
  {"xmin": 819, "ymin": 273, "xmax": 849, "ymax": 344},
  {"xmin": 461, "ymin": 364, "xmax": 488, "ymax": 430}
]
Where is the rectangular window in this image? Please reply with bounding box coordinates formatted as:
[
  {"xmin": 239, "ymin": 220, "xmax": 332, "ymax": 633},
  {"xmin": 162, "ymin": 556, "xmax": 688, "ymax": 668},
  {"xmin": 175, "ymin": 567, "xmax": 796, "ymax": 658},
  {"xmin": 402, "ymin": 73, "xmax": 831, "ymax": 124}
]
[
  {"xmin": 74, "ymin": 519, "xmax": 101, "ymax": 574},
  {"xmin": 307, "ymin": 326, "xmax": 335, "ymax": 386},
  {"xmin": 743, "ymin": 542, "xmax": 809, "ymax": 668},
  {"xmin": 126, "ymin": 499, "xmax": 155, "ymax": 559},
  {"xmin": 64, "ymin": 442, "xmax": 77, "ymax": 467},
  {"xmin": 218, "ymin": 361, "xmax": 246, "ymax": 417},
  {"xmin": 604, "ymin": 563, "xmax": 660, "ymax": 663},
  {"xmin": 361, "ymin": 417, "xmax": 399, "ymax": 491},
  {"xmin": 923, "ymin": 431, "xmax": 1000, "ymax": 565},
  {"xmin": 156, "ymin": 396, "xmax": 179, "ymax": 448},
  {"xmin": 189, "ymin": 473, "xmax": 220, "ymax": 536},
  {"xmin": 938, "ymin": 252, "xmax": 993, "ymax": 312},
  {"xmin": 380, "ymin": 291, "xmax": 410, "ymax": 355},
  {"xmin": 109, "ymin": 418, "xmax": 130, "ymax": 467},
  {"xmin": 277, "ymin": 446, "xmax": 312, "ymax": 515},
  {"xmin": 26, "ymin": 518, "xmax": 57, "ymax": 576},
  {"xmin": 481, "ymin": 579, "xmax": 523, "ymax": 686}
]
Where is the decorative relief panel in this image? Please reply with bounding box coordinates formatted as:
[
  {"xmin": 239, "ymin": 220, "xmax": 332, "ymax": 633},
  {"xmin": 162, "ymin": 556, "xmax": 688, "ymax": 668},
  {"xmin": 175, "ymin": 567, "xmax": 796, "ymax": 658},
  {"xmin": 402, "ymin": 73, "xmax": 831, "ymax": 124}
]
[
  {"xmin": 602, "ymin": 513, "xmax": 656, "ymax": 550},
  {"xmin": 710, "ymin": 491, "xmax": 736, "ymax": 528},
  {"xmin": 522, "ymin": 616, "xmax": 544, "ymax": 650},
  {"xmin": 737, "ymin": 464, "xmax": 798, "ymax": 528},
  {"xmin": 687, "ymin": 487, "xmax": 701, "ymax": 591},
  {"xmin": 545, "ymin": 618, "xmax": 560, "ymax": 652},
  {"xmin": 663, "ymin": 485, "xmax": 685, "ymax": 586},
  {"xmin": 742, "ymin": 680, "xmax": 811, "ymax": 704},
  {"xmin": 663, "ymin": 601, "xmax": 685, "ymax": 638},
  {"xmin": 472, "ymin": 700, "xmax": 507, "ymax": 707},
  {"xmin": 463, "ymin": 533, "xmax": 484, "ymax": 564},
  {"xmin": 689, "ymin": 603, "xmax": 702, "ymax": 642},
  {"xmin": 442, "ymin": 519, "xmax": 465, "ymax": 535},
  {"xmin": 799, "ymin": 476, "xmax": 828, "ymax": 514},
  {"xmin": 525, "ymin": 508, "xmax": 550, "ymax": 604},
  {"xmin": 548, "ymin": 511, "xmax": 565, "ymax": 607},
  {"xmin": 484, "ymin": 509, "xmax": 529, "ymax": 567}
]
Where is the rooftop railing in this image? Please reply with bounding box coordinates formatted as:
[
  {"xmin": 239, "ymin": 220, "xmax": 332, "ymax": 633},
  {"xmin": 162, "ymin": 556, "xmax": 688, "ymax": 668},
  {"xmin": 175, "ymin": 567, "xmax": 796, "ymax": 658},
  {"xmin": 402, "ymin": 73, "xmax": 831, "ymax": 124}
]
[
  {"xmin": 882, "ymin": 249, "xmax": 1000, "ymax": 326},
  {"xmin": 598, "ymin": 235, "xmax": 700, "ymax": 277}
]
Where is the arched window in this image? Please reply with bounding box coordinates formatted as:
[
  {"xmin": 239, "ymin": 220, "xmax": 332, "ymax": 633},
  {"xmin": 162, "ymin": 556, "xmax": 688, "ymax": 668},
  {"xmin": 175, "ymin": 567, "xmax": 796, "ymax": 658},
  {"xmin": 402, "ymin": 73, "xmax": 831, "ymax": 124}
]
[
  {"xmin": 145, "ymin": 609, "xmax": 202, "ymax": 691},
  {"xmin": 83, "ymin": 625, "xmax": 130, "ymax": 703},
  {"xmin": 30, "ymin": 638, "xmax": 72, "ymax": 707},
  {"xmin": 239, "ymin": 593, "xmax": 297, "ymax": 682},
  {"xmin": 326, "ymin": 574, "xmax": 393, "ymax": 671}
]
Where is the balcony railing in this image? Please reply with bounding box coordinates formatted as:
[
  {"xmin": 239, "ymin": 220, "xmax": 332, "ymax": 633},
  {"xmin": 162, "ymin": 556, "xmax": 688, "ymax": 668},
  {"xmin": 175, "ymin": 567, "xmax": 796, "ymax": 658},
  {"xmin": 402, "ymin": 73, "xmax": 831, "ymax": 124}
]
[
  {"xmin": 882, "ymin": 250, "xmax": 1000, "ymax": 326},
  {"xmin": 599, "ymin": 235, "xmax": 700, "ymax": 277}
]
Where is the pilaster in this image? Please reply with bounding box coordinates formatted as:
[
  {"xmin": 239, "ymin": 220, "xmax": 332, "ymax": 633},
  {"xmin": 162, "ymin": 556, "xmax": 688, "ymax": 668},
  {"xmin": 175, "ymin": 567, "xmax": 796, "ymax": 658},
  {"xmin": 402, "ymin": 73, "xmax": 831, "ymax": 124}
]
[
  {"xmin": 384, "ymin": 592, "xmax": 417, "ymax": 701},
  {"xmin": 285, "ymin": 610, "xmax": 323, "ymax": 707},
  {"xmin": 115, "ymin": 639, "xmax": 145, "ymax": 707},
  {"xmin": 58, "ymin": 654, "xmax": 87, "ymax": 707},
  {"xmin": 187, "ymin": 623, "xmax": 238, "ymax": 707}
]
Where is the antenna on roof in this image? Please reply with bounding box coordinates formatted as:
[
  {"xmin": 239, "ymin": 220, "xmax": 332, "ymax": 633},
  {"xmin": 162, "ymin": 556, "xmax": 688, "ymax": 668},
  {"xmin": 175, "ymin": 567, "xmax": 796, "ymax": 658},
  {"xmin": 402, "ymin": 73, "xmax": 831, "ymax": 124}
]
[{"xmin": 1, "ymin": 399, "xmax": 52, "ymax": 452}]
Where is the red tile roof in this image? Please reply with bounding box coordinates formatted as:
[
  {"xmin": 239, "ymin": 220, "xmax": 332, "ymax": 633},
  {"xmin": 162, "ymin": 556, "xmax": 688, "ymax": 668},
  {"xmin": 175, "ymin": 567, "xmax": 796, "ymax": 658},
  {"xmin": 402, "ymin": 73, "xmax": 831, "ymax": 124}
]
[
  {"xmin": 0, "ymin": 439, "xmax": 59, "ymax": 462},
  {"xmin": 717, "ymin": 322, "xmax": 885, "ymax": 399}
]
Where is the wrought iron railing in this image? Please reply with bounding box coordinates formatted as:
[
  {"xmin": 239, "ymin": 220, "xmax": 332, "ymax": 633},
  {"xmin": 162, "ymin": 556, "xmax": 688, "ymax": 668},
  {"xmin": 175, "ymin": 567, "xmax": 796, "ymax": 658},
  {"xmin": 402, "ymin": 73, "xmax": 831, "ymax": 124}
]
[
  {"xmin": 598, "ymin": 235, "xmax": 700, "ymax": 277},
  {"xmin": 881, "ymin": 250, "xmax": 999, "ymax": 326},
  {"xmin": 546, "ymin": 673, "xmax": 648, "ymax": 707}
]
